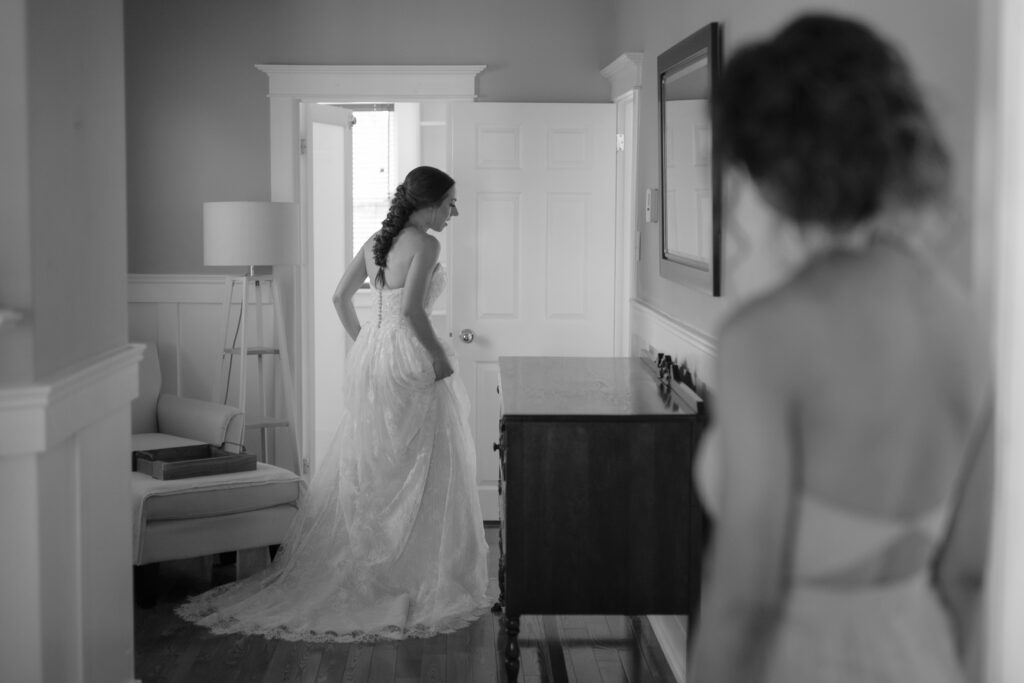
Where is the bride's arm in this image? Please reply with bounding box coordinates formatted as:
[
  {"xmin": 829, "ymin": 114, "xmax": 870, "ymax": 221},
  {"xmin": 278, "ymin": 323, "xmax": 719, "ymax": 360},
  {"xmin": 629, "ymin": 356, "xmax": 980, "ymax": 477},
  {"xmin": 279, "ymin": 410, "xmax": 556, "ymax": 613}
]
[
  {"xmin": 333, "ymin": 241, "xmax": 370, "ymax": 341},
  {"xmin": 935, "ymin": 392, "xmax": 993, "ymax": 678},
  {"xmin": 401, "ymin": 233, "xmax": 453, "ymax": 381},
  {"xmin": 690, "ymin": 304, "xmax": 797, "ymax": 683}
]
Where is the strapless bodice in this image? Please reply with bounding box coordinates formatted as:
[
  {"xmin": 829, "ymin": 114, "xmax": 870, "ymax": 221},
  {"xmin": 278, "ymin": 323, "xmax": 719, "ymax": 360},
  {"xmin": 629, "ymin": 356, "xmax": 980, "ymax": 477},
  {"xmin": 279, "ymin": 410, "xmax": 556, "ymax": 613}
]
[
  {"xmin": 695, "ymin": 427, "xmax": 951, "ymax": 583},
  {"xmin": 373, "ymin": 264, "xmax": 447, "ymax": 329}
]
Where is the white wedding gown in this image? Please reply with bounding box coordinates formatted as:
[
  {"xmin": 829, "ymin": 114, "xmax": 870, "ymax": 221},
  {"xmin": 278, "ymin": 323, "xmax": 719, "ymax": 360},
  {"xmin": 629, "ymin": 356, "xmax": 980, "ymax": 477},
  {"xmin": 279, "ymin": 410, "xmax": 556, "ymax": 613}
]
[{"xmin": 176, "ymin": 263, "xmax": 491, "ymax": 642}]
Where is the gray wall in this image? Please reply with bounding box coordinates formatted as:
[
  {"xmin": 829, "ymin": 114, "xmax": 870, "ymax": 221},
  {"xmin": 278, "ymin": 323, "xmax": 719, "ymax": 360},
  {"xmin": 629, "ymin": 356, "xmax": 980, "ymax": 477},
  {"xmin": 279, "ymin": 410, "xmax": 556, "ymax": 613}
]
[
  {"xmin": 125, "ymin": 0, "xmax": 617, "ymax": 274},
  {"xmin": 613, "ymin": 0, "xmax": 980, "ymax": 340},
  {"xmin": 0, "ymin": 0, "xmax": 127, "ymax": 382},
  {"xmin": 126, "ymin": 0, "xmax": 981, "ymax": 345}
]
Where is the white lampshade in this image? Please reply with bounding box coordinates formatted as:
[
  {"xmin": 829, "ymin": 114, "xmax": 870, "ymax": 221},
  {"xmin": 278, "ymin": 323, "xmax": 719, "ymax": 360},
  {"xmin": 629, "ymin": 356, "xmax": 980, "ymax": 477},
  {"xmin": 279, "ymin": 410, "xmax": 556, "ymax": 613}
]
[{"xmin": 203, "ymin": 201, "xmax": 299, "ymax": 267}]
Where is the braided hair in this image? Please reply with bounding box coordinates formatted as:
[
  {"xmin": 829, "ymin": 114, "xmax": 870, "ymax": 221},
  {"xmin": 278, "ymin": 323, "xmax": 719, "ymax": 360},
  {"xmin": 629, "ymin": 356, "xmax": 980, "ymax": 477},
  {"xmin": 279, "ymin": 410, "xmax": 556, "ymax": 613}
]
[{"xmin": 372, "ymin": 166, "xmax": 455, "ymax": 289}]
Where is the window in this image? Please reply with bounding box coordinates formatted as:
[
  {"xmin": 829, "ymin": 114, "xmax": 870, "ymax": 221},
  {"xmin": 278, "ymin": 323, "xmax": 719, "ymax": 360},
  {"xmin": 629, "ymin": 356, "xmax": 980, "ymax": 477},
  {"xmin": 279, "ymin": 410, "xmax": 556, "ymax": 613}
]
[{"xmin": 350, "ymin": 104, "xmax": 399, "ymax": 261}]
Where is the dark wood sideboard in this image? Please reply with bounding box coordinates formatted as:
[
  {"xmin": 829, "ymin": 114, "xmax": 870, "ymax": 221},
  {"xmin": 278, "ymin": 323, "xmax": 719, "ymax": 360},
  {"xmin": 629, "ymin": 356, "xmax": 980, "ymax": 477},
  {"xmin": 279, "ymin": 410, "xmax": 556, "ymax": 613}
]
[{"xmin": 494, "ymin": 356, "xmax": 707, "ymax": 679}]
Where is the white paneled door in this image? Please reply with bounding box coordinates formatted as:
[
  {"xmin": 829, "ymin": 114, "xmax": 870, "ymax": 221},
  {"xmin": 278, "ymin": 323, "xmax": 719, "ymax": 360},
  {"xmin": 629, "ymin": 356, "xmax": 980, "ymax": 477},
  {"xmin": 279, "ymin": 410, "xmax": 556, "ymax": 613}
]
[{"xmin": 450, "ymin": 102, "xmax": 617, "ymax": 520}]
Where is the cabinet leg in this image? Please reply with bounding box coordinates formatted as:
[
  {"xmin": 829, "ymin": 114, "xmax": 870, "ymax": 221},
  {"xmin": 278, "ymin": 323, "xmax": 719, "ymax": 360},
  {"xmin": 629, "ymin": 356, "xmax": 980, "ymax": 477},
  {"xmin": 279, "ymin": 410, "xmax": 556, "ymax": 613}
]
[
  {"xmin": 492, "ymin": 553, "xmax": 506, "ymax": 613},
  {"xmin": 503, "ymin": 613, "xmax": 521, "ymax": 680}
]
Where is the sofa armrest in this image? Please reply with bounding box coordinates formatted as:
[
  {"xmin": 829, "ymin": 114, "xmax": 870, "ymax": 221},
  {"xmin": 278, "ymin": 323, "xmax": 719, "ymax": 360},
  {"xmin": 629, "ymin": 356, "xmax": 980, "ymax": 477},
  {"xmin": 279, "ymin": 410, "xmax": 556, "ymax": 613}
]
[{"xmin": 156, "ymin": 394, "xmax": 245, "ymax": 452}]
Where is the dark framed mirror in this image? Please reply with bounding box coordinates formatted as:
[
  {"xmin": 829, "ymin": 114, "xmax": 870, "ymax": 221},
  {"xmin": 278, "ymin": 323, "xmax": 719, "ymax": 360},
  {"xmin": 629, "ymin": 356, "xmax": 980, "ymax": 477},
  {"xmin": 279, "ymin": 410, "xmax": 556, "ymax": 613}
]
[{"xmin": 658, "ymin": 22, "xmax": 722, "ymax": 296}]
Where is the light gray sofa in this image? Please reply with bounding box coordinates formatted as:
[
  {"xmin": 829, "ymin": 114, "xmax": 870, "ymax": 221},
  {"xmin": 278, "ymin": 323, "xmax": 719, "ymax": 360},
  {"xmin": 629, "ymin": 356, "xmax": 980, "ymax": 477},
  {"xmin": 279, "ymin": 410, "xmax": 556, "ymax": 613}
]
[{"xmin": 131, "ymin": 342, "xmax": 302, "ymax": 606}]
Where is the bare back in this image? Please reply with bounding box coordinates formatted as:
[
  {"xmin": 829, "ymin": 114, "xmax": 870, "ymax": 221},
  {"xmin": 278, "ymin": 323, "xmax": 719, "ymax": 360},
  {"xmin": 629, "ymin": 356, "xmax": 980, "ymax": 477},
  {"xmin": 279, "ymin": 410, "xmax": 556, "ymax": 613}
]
[
  {"xmin": 772, "ymin": 239, "xmax": 986, "ymax": 516},
  {"xmin": 363, "ymin": 227, "xmax": 436, "ymax": 291}
]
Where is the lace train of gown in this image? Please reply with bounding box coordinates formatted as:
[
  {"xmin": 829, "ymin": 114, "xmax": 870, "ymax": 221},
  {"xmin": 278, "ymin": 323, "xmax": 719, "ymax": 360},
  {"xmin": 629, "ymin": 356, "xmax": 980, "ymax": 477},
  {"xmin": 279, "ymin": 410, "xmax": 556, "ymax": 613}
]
[{"xmin": 176, "ymin": 264, "xmax": 491, "ymax": 642}]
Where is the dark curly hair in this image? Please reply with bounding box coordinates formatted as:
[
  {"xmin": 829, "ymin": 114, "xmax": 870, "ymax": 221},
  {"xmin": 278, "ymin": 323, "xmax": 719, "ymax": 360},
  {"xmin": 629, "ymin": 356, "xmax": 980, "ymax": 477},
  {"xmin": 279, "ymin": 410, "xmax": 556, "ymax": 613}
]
[
  {"xmin": 712, "ymin": 14, "xmax": 950, "ymax": 230},
  {"xmin": 372, "ymin": 166, "xmax": 455, "ymax": 288}
]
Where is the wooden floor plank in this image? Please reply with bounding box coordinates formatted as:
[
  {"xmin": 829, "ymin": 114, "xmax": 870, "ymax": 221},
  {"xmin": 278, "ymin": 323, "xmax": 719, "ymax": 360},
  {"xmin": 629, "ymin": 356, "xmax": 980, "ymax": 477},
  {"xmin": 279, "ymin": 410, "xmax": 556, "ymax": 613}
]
[
  {"xmin": 261, "ymin": 640, "xmax": 299, "ymax": 682},
  {"xmin": 314, "ymin": 643, "xmax": 351, "ymax": 683},
  {"xmin": 632, "ymin": 617, "xmax": 674, "ymax": 683},
  {"xmin": 261, "ymin": 640, "xmax": 326, "ymax": 683},
  {"xmin": 561, "ymin": 625, "xmax": 603, "ymax": 683},
  {"xmin": 588, "ymin": 616, "xmax": 622, "ymax": 666},
  {"xmin": 542, "ymin": 615, "xmax": 571, "ymax": 683},
  {"xmin": 341, "ymin": 643, "xmax": 374, "ymax": 682},
  {"xmin": 166, "ymin": 636, "xmax": 202, "ymax": 683},
  {"xmin": 420, "ymin": 633, "xmax": 446, "ymax": 683},
  {"xmin": 445, "ymin": 625, "xmax": 472, "ymax": 683},
  {"xmin": 235, "ymin": 636, "xmax": 279, "ymax": 683},
  {"xmin": 393, "ymin": 635, "xmax": 424, "ymax": 679},
  {"xmin": 597, "ymin": 657, "xmax": 630, "ymax": 683},
  {"xmin": 293, "ymin": 643, "xmax": 326, "ymax": 683},
  {"xmin": 133, "ymin": 525, "xmax": 677, "ymax": 683},
  {"xmin": 468, "ymin": 609, "xmax": 498, "ymax": 681},
  {"xmin": 516, "ymin": 614, "xmax": 544, "ymax": 678},
  {"xmin": 186, "ymin": 632, "xmax": 244, "ymax": 683},
  {"xmin": 367, "ymin": 641, "xmax": 397, "ymax": 682}
]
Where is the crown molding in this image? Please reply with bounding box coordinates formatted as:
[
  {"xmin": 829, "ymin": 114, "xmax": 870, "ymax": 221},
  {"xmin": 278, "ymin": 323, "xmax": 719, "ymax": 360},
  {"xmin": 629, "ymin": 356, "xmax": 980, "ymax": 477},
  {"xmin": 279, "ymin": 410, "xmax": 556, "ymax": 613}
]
[
  {"xmin": 601, "ymin": 53, "xmax": 644, "ymax": 100},
  {"xmin": 0, "ymin": 344, "xmax": 144, "ymax": 456},
  {"xmin": 255, "ymin": 64, "xmax": 487, "ymax": 101}
]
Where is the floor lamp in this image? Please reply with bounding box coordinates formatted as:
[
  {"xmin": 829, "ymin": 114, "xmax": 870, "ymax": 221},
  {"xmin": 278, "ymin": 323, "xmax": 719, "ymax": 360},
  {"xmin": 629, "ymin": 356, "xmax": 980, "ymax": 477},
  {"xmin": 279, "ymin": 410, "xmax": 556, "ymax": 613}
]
[{"xmin": 203, "ymin": 201, "xmax": 299, "ymax": 462}]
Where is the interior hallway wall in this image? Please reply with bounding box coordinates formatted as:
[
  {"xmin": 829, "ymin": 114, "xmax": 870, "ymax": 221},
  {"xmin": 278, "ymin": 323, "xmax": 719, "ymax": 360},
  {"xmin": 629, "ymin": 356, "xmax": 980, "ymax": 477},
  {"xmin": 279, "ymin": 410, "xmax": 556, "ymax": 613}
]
[
  {"xmin": 612, "ymin": 0, "xmax": 980, "ymax": 341},
  {"xmin": 0, "ymin": 0, "xmax": 134, "ymax": 680},
  {"xmin": 125, "ymin": 0, "xmax": 618, "ymax": 275}
]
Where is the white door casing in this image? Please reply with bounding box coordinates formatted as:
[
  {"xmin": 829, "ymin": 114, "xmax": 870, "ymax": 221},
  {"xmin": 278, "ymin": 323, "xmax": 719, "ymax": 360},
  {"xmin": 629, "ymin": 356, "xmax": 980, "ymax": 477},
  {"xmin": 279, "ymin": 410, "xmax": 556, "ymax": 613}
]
[{"xmin": 450, "ymin": 102, "xmax": 617, "ymax": 520}]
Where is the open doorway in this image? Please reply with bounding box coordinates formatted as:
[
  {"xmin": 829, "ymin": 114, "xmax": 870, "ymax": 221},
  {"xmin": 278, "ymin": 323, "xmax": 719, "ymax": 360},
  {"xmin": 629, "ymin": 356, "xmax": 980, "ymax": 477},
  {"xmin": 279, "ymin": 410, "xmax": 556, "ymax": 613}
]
[{"xmin": 303, "ymin": 101, "xmax": 451, "ymax": 475}]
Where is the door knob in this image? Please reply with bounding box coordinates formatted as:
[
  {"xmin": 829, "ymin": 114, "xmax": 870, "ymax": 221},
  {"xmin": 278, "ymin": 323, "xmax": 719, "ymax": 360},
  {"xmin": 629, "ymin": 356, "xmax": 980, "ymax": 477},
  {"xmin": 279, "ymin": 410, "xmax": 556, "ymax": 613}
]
[{"xmin": 459, "ymin": 328, "xmax": 475, "ymax": 343}]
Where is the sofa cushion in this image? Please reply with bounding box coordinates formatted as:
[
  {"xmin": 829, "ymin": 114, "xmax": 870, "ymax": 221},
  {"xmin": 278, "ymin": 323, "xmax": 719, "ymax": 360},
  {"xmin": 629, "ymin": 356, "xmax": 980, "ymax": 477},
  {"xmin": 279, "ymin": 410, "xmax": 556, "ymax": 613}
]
[{"xmin": 133, "ymin": 464, "xmax": 302, "ymax": 522}]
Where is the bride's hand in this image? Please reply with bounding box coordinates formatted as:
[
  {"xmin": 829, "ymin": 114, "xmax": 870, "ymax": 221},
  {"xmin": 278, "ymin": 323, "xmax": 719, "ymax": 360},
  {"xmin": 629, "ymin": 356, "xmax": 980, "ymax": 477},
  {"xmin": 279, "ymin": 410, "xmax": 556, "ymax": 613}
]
[{"xmin": 432, "ymin": 356, "xmax": 455, "ymax": 382}]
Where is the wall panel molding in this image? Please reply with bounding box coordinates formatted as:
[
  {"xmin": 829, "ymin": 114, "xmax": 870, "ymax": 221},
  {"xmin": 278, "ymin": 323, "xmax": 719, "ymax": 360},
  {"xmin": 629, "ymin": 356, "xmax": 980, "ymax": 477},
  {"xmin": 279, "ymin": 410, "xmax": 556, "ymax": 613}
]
[
  {"xmin": 0, "ymin": 343, "xmax": 143, "ymax": 456},
  {"xmin": 630, "ymin": 298, "xmax": 717, "ymax": 390},
  {"xmin": 631, "ymin": 297, "xmax": 714, "ymax": 682},
  {"xmin": 256, "ymin": 64, "xmax": 486, "ymax": 101},
  {"xmin": 128, "ymin": 273, "xmax": 226, "ymax": 304}
]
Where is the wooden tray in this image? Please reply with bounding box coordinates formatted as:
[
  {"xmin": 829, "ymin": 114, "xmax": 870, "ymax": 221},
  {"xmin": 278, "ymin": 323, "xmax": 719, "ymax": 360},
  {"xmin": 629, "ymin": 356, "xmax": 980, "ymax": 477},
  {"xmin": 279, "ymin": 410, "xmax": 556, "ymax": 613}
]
[{"xmin": 133, "ymin": 444, "xmax": 256, "ymax": 480}]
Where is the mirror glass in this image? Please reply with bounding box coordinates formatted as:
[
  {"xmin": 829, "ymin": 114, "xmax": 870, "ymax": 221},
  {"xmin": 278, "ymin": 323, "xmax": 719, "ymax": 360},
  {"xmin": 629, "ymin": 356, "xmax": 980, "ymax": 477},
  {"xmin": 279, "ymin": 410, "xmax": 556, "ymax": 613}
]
[{"xmin": 658, "ymin": 23, "xmax": 722, "ymax": 296}]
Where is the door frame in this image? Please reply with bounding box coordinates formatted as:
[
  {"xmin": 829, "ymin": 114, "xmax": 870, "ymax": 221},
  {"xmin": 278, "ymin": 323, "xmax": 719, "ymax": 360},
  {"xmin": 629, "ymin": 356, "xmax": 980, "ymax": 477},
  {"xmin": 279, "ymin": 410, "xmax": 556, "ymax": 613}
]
[
  {"xmin": 255, "ymin": 61, "xmax": 640, "ymax": 476},
  {"xmin": 601, "ymin": 53, "xmax": 643, "ymax": 356},
  {"xmin": 256, "ymin": 65, "xmax": 484, "ymax": 475},
  {"xmin": 304, "ymin": 104, "xmax": 355, "ymax": 476}
]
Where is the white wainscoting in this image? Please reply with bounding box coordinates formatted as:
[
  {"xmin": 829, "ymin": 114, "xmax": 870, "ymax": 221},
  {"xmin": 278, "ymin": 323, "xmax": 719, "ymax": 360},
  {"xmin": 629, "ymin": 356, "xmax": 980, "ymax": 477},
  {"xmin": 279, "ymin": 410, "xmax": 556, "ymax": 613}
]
[
  {"xmin": 127, "ymin": 274, "xmax": 445, "ymax": 474},
  {"xmin": 127, "ymin": 274, "xmax": 228, "ymax": 402},
  {"xmin": 630, "ymin": 298, "xmax": 717, "ymax": 394},
  {"xmin": 629, "ymin": 298, "xmax": 717, "ymax": 683},
  {"xmin": 128, "ymin": 274, "xmax": 295, "ymax": 468},
  {"xmin": 128, "ymin": 273, "xmax": 293, "ymax": 410}
]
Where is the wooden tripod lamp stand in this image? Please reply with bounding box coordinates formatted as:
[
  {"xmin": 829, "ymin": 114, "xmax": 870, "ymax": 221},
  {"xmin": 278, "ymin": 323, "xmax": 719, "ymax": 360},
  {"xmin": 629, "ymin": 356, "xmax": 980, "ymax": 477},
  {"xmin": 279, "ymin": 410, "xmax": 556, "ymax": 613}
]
[{"xmin": 203, "ymin": 201, "xmax": 299, "ymax": 463}]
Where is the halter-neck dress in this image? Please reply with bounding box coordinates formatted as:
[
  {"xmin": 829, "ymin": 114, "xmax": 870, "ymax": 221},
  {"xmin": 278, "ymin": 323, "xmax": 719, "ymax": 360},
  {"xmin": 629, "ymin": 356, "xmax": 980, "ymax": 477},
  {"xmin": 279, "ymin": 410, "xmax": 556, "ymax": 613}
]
[{"xmin": 695, "ymin": 428, "xmax": 964, "ymax": 682}]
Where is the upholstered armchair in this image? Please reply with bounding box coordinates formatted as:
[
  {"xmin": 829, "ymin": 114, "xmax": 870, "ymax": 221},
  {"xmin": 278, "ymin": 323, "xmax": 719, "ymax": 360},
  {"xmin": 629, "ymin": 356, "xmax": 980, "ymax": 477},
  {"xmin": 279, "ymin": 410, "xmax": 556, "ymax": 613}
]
[
  {"xmin": 131, "ymin": 342, "xmax": 302, "ymax": 607},
  {"xmin": 131, "ymin": 342, "xmax": 245, "ymax": 456}
]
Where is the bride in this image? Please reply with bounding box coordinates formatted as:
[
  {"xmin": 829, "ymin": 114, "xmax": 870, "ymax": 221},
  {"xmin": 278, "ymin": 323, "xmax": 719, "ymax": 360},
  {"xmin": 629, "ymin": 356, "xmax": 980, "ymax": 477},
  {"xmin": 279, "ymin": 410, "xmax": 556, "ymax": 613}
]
[{"xmin": 176, "ymin": 166, "xmax": 491, "ymax": 642}]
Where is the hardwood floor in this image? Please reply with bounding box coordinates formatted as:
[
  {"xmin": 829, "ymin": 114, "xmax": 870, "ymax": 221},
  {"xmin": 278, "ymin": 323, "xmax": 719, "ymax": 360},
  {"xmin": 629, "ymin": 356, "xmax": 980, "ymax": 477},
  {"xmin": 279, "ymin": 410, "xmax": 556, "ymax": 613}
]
[{"xmin": 133, "ymin": 527, "xmax": 679, "ymax": 682}]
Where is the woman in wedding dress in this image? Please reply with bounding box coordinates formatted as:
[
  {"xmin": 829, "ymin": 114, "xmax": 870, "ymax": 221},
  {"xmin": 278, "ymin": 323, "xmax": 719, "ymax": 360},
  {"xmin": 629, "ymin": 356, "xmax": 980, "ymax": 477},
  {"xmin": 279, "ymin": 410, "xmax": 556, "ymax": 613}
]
[
  {"xmin": 177, "ymin": 166, "xmax": 491, "ymax": 642},
  {"xmin": 689, "ymin": 15, "xmax": 991, "ymax": 682}
]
